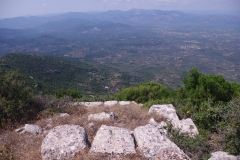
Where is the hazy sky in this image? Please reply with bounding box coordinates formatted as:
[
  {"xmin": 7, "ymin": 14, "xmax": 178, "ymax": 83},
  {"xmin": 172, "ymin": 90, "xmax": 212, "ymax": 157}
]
[{"xmin": 1, "ymin": 0, "xmax": 240, "ymax": 19}]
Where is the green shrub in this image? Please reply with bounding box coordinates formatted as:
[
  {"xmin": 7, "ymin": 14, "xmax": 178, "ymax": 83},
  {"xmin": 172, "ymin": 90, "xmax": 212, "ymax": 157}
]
[
  {"xmin": 212, "ymin": 99, "xmax": 240, "ymax": 155},
  {"xmin": 0, "ymin": 70, "xmax": 35, "ymax": 127},
  {"xmin": 116, "ymin": 82, "xmax": 169, "ymax": 103},
  {"xmin": 115, "ymin": 68, "xmax": 240, "ymax": 157},
  {"xmin": 34, "ymin": 95, "xmax": 70, "ymax": 117},
  {"xmin": 183, "ymin": 67, "xmax": 238, "ymax": 104},
  {"xmin": 167, "ymin": 125, "xmax": 211, "ymax": 160},
  {"xmin": 55, "ymin": 88, "xmax": 82, "ymax": 99},
  {"xmin": 80, "ymin": 94, "xmax": 115, "ymax": 102}
]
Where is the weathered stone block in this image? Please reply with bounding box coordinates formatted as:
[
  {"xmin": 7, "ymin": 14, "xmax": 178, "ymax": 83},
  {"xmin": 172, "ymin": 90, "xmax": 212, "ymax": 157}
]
[
  {"xmin": 90, "ymin": 125, "xmax": 136, "ymax": 155},
  {"xmin": 41, "ymin": 125, "xmax": 88, "ymax": 160}
]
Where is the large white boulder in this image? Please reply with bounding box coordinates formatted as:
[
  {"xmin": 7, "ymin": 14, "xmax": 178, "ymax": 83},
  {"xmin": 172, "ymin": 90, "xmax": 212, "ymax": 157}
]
[
  {"xmin": 134, "ymin": 124, "xmax": 190, "ymax": 159},
  {"xmin": 41, "ymin": 125, "xmax": 88, "ymax": 160},
  {"xmin": 208, "ymin": 151, "xmax": 239, "ymax": 160},
  {"xmin": 88, "ymin": 112, "xmax": 116, "ymax": 121},
  {"xmin": 90, "ymin": 125, "xmax": 136, "ymax": 155},
  {"xmin": 149, "ymin": 104, "xmax": 199, "ymax": 136},
  {"xmin": 149, "ymin": 104, "xmax": 180, "ymax": 123},
  {"xmin": 179, "ymin": 118, "xmax": 199, "ymax": 136}
]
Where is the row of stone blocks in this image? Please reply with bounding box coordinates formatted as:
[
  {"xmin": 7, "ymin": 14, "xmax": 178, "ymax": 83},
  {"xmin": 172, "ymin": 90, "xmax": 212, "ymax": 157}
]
[
  {"xmin": 40, "ymin": 103, "xmax": 195, "ymax": 159},
  {"xmin": 69, "ymin": 101, "xmax": 141, "ymax": 107},
  {"xmin": 41, "ymin": 124, "xmax": 190, "ymax": 160}
]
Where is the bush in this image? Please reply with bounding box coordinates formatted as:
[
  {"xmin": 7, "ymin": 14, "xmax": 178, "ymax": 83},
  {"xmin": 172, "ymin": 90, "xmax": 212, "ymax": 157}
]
[
  {"xmin": 34, "ymin": 95, "xmax": 70, "ymax": 118},
  {"xmin": 116, "ymin": 82, "xmax": 169, "ymax": 103},
  {"xmin": 0, "ymin": 70, "xmax": 35, "ymax": 127},
  {"xmin": 212, "ymin": 99, "xmax": 240, "ymax": 155},
  {"xmin": 183, "ymin": 67, "xmax": 238, "ymax": 104},
  {"xmin": 115, "ymin": 68, "xmax": 240, "ymax": 157},
  {"xmin": 55, "ymin": 88, "xmax": 82, "ymax": 99},
  {"xmin": 167, "ymin": 125, "xmax": 211, "ymax": 160}
]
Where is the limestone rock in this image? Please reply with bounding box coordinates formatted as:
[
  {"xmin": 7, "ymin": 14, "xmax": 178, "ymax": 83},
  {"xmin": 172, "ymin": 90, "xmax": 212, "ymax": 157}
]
[
  {"xmin": 87, "ymin": 122, "xmax": 94, "ymax": 128},
  {"xmin": 134, "ymin": 124, "xmax": 189, "ymax": 159},
  {"xmin": 88, "ymin": 112, "xmax": 116, "ymax": 121},
  {"xmin": 15, "ymin": 127, "xmax": 25, "ymax": 133},
  {"xmin": 15, "ymin": 124, "xmax": 42, "ymax": 135},
  {"xmin": 90, "ymin": 125, "xmax": 136, "ymax": 155},
  {"xmin": 149, "ymin": 117, "xmax": 159, "ymax": 126},
  {"xmin": 179, "ymin": 118, "xmax": 199, "ymax": 136},
  {"xmin": 119, "ymin": 101, "xmax": 131, "ymax": 106},
  {"xmin": 149, "ymin": 104, "xmax": 179, "ymax": 124},
  {"xmin": 131, "ymin": 101, "xmax": 138, "ymax": 105},
  {"xmin": 104, "ymin": 101, "xmax": 118, "ymax": 107},
  {"xmin": 149, "ymin": 104, "xmax": 199, "ymax": 136},
  {"xmin": 25, "ymin": 124, "xmax": 43, "ymax": 135},
  {"xmin": 78, "ymin": 102, "xmax": 85, "ymax": 106},
  {"xmin": 139, "ymin": 103, "xmax": 144, "ymax": 107},
  {"xmin": 208, "ymin": 151, "xmax": 239, "ymax": 160},
  {"xmin": 84, "ymin": 102, "xmax": 103, "ymax": 107},
  {"xmin": 41, "ymin": 125, "xmax": 88, "ymax": 160},
  {"xmin": 154, "ymin": 147, "xmax": 191, "ymax": 160},
  {"xmin": 59, "ymin": 113, "xmax": 70, "ymax": 118}
]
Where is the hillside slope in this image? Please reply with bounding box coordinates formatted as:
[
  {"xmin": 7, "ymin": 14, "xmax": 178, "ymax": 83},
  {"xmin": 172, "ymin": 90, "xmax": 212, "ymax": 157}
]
[{"xmin": 0, "ymin": 53, "xmax": 140, "ymax": 94}]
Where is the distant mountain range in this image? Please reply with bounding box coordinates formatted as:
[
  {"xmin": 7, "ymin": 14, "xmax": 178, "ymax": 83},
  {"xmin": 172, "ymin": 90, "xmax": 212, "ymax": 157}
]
[
  {"xmin": 36, "ymin": 19, "xmax": 130, "ymax": 31},
  {"xmin": 0, "ymin": 9, "xmax": 239, "ymax": 92},
  {"xmin": 0, "ymin": 9, "xmax": 239, "ymax": 29}
]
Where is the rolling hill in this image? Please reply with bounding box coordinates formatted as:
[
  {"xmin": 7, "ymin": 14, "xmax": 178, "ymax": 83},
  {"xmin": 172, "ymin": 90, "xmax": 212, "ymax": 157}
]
[{"xmin": 0, "ymin": 53, "xmax": 141, "ymax": 95}]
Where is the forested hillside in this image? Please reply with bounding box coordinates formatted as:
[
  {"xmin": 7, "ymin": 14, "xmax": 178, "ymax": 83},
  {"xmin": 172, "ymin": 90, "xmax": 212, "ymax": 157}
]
[{"xmin": 0, "ymin": 53, "xmax": 140, "ymax": 94}]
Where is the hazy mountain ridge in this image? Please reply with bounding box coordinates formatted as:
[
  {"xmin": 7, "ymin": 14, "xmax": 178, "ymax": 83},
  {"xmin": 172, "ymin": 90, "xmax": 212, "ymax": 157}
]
[
  {"xmin": 0, "ymin": 9, "xmax": 239, "ymax": 29},
  {"xmin": 35, "ymin": 19, "xmax": 130, "ymax": 31}
]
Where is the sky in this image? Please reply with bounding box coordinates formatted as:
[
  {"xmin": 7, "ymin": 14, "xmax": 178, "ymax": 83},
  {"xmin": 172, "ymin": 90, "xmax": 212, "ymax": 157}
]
[{"xmin": 0, "ymin": 0, "xmax": 240, "ymax": 19}]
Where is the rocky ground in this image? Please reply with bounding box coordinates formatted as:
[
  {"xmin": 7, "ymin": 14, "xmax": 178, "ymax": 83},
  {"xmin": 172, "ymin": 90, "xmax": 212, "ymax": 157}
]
[{"xmin": 0, "ymin": 101, "xmax": 239, "ymax": 160}]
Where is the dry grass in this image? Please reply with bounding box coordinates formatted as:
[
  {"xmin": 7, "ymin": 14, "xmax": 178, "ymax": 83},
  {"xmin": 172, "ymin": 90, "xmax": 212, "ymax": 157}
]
[{"xmin": 0, "ymin": 102, "xmax": 166, "ymax": 160}]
